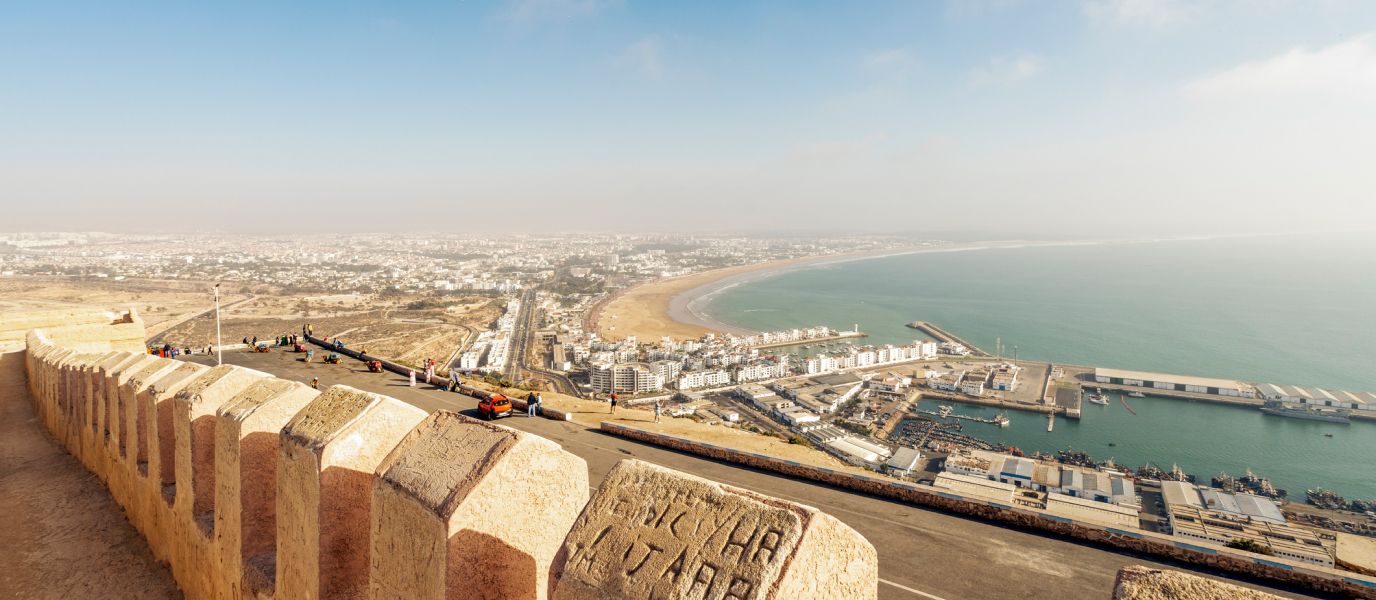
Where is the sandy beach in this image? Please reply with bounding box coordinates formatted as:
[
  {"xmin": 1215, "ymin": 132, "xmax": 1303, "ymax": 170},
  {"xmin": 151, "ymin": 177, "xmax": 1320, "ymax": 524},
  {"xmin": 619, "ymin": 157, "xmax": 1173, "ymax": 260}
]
[{"xmin": 597, "ymin": 241, "xmax": 1034, "ymax": 341}]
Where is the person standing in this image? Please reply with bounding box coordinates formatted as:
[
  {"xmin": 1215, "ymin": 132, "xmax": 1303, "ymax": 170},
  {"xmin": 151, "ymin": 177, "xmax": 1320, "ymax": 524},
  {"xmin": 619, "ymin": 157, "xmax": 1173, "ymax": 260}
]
[
  {"xmin": 307, "ymin": 323, "xmax": 313, "ymax": 336},
  {"xmin": 450, "ymin": 368, "xmax": 461, "ymax": 392},
  {"xmin": 409, "ymin": 370, "xmax": 416, "ymax": 387},
  {"xmin": 654, "ymin": 400, "xmax": 662, "ymax": 423},
  {"xmin": 609, "ymin": 392, "xmax": 618, "ymax": 414},
  {"xmin": 526, "ymin": 393, "xmax": 537, "ymax": 417},
  {"xmin": 311, "ymin": 377, "xmax": 318, "ymax": 389}
]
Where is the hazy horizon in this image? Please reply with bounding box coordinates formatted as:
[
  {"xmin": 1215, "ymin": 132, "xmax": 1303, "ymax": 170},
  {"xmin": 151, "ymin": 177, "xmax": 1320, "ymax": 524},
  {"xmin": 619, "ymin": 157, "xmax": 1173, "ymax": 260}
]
[{"xmin": 4, "ymin": 1, "xmax": 1375, "ymax": 234}]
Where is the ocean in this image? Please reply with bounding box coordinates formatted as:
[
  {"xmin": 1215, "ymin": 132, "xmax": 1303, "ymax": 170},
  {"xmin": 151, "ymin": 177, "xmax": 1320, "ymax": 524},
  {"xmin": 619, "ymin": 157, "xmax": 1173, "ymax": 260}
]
[{"xmin": 699, "ymin": 233, "xmax": 1376, "ymax": 500}]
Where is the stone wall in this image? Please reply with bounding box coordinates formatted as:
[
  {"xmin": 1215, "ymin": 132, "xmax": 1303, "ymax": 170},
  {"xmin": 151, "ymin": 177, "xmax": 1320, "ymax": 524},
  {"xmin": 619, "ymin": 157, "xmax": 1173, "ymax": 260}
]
[
  {"xmin": 17, "ymin": 311, "xmax": 877, "ymax": 600},
  {"xmin": 600, "ymin": 421, "xmax": 1376, "ymax": 599}
]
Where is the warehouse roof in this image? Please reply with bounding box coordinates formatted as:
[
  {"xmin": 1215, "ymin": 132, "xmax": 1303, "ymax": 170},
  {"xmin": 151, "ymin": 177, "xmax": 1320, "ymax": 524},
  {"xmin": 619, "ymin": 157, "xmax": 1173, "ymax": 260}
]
[{"xmin": 1095, "ymin": 368, "xmax": 1245, "ymax": 390}]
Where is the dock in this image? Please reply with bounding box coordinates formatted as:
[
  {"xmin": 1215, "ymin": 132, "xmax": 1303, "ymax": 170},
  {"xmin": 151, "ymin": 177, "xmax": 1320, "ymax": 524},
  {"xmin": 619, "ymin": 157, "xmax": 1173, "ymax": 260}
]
[
  {"xmin": 905, "ymin": 321, "xmax": 991, "ymax": 357},
  {"xmin": 750, "ymin": 332, "xmax": 866, "ymax": 350}
]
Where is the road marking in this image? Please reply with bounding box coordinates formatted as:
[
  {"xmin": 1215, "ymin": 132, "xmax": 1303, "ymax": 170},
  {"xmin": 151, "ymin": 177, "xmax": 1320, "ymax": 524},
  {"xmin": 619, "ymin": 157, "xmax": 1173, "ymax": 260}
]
[{"xmin": 880, "ymin": 578, "xmax": 949, "ymax": 599}]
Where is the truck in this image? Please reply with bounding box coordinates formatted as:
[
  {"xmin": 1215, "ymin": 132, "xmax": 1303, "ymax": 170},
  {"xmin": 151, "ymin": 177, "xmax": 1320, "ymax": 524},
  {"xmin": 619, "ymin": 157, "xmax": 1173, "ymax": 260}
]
[{"xmin": 457, "ymin": 384, "xmax": 513, "ymax": 420}]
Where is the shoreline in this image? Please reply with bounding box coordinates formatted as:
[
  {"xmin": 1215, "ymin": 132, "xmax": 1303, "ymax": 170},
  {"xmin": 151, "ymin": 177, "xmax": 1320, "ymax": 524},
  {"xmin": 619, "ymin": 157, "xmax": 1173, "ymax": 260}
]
[
  {"xmin": 598, "ymin": 238, "xmax": 1100, "ymax": 341},
  {"xmin": 597, "ymin": 244, "xmax": 949, "ymax": 340}
]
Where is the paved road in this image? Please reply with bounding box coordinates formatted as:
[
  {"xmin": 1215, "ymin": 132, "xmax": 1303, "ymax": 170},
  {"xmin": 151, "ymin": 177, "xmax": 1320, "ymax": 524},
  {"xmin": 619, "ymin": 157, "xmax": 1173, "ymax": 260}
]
[{"xmin": 182, "ymin": 349, "xmax": 1331, "ymax": 600}]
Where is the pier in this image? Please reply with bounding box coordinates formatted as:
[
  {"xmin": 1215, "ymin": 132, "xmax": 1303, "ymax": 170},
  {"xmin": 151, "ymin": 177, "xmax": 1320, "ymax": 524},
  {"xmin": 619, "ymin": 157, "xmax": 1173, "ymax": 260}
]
[
  {"xmin": 905, "ymin": 321, "xmax": 991, "ymax": 357},
  {"xmin": 914, "ymin": 389, "xmax": 1072, "ymax": 417},
  {"xmin": 1085, "ymin": 380, "xmax": 1376, "ymax": 422},
  {"xmin": 913, "ymin": 404, "xmax": 1008, "ymax": 425}
]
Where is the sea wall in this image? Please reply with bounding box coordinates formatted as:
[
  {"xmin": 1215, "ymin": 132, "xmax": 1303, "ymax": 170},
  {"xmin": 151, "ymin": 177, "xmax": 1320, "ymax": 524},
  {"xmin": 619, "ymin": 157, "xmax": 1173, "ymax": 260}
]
[
  {"xmin": 16, "ymin": 310, "xmax": 877, "ymax": 600},
  {"xmin": 600, "ymin": 422, "xmax": 1376, "ymax": 599}
]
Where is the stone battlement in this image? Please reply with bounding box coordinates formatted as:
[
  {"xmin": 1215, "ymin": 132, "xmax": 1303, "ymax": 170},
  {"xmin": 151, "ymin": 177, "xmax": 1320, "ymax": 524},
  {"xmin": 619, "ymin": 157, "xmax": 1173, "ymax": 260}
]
[{"xmin": 14, "ymin": 310, "xmax": 879, "ymax": 600}]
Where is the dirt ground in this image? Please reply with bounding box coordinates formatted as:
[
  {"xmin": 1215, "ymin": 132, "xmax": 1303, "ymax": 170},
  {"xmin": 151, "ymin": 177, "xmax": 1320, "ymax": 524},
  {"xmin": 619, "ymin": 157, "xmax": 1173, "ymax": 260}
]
[
  {"xmin": 0, "ymin": 277, "xmax": 231, "ymax": 334},
  {"xmin": 159, "ymin": 300, "xmax": 501, "ymax": 367},
  {"xmin": 0, "ymin": 351, "xmax": 182, "ymax": 599}
]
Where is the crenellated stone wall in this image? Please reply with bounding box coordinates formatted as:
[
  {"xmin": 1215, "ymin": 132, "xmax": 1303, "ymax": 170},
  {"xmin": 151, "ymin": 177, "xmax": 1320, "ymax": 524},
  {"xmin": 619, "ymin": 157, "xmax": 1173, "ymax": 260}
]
[{"xmin": 16, "ymin": 311, "xmax": 878, "ymax": 600}]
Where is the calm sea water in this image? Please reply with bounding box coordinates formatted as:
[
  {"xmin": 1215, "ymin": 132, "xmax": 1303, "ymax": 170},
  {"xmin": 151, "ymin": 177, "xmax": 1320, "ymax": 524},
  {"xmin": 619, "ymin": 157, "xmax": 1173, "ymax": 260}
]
[{"xmin": 703, "ymin": 233, "xmax": 1376, "ymax": 500}]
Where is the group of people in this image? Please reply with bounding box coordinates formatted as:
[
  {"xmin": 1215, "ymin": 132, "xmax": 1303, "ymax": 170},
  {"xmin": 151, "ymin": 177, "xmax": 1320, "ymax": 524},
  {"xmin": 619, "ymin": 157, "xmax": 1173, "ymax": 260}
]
[
  {"xmin": 605, "ymin": 392, "xmax": 662, "ymax": 423},
  {"xmin": 154, "ymin": 343, "xmax": 193, "ymax": 358}
]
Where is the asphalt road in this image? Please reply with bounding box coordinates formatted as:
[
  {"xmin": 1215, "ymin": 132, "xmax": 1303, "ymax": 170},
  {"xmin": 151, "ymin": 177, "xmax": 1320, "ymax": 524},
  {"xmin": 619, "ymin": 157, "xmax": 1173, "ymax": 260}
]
[{"xmin": 181, "ymin": 348, "xmax": 1332, "ymax": 600}]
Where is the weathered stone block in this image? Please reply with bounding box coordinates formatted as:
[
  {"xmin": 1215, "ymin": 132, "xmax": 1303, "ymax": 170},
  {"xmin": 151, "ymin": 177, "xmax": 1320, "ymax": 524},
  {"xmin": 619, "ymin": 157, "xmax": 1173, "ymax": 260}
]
[
  {"xmin": 214, "ymin": 377, "xmax": 319, "ymax": 600},
  {"xmin": 369, "ymin": 411, "xmax": 589, "ymax": 600},
  {"xmin": 109, "ymin": 358, "xmax": 183, "ymax": 510},
  {"xmin": 172, "ymin": 364, "xmax": 270, "ymax": 599},
  {"xmin": 551, "ymin": 459, "xmax": 878, "ymax": 600},
  {"xmin": 277, "ymin": 385, "xmax": 427, "ymax": 600},
  {"xmin": 1113, "ymin": 565, "xmax": 1284, "ymax": 600},
  {"xmin": 132, "ymin": 361, "xmax": 210, "ymax": 558}
]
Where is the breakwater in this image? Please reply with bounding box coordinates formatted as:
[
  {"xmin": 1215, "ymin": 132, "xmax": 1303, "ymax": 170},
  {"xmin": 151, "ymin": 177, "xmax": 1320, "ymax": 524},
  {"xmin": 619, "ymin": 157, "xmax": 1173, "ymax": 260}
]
[{"xmin": 905, "ymin": 321, "xmax": 991, "ymax": 357}]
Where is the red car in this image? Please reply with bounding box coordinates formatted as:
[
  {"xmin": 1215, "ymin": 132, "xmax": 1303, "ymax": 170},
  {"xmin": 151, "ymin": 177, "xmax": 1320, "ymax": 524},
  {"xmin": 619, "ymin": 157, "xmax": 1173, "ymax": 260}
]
[{"xmin": 458, "ymin": 384, "xmax": 513, "ymax": 420}]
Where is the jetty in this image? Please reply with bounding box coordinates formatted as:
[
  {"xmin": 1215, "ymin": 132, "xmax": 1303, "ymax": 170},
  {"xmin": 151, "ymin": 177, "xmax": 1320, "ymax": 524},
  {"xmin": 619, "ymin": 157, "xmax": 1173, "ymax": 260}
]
[
  {"xmin": 914, "ymin": 405, "xmax": 1007, "ymax": 425},
  {"xmin": 905, "ymin": 321, "xmax": 991, "ymax": 357}
]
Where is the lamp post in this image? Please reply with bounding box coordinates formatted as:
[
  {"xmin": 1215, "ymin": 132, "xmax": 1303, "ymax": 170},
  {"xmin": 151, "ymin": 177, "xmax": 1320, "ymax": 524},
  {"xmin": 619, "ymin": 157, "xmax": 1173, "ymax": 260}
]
[{"xmin": 214, "ymin": 283, "xmax": 222, "ymax": 366}]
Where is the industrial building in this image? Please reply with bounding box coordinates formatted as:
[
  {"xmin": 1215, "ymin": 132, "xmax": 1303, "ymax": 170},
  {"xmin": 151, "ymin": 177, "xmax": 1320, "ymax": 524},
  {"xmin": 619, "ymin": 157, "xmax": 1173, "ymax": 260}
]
[
  {"xmin": 1094, "ymin": 368, "xmax": 1256, "ymax": 398},
  {"xmin": 932, "ymin": 473, "xmax": 1015, "ymax": 504},
  {"xmin": 1159, "ymin": 481, "xmax": 1333, "ymax": 569},
  {"xmin": 1255, "ymin": 383, "xmax": 1376, "ymax": 410},
  {"xmin": 943, "ymin": 450, "xmax": 1138, "ymax": 508},
  {"xmin": 1045, "ymin": 494, "xmax": 1140, "ymax": 528},
  {"xmin": 887, "ymin": 447, "xmax": 922, "ymax": 477}
]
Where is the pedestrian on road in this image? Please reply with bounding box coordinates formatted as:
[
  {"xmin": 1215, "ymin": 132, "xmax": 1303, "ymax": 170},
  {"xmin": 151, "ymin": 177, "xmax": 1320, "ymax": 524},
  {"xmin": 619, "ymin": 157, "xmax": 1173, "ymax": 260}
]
[
  {"xmin": 610, "ymin": 392, "xmax": 618, "ymax": 414},
  {"xmin": 311, "ymin": 377, "xmax": 318, "ymax": 389},
  {"xmin": 654, "ymin": 400, "xmax": 662, "ymax": 423},
  {"xmin": 307, "ymin": 324, "xmax": 313, "ymax": 336},
  {"xmin": 527, "ymin": 393, "xmax": 537, "ymax": 417},
  {"xmin": 253, "ymin": 336, "xmax": 257, "ymax": 346},
  {"xmin": 409, "ymin": 370, "xmax": 416, "ymax": 387},
  {"xmin": 450, "ymin": 368, "xmax": 460, "ymax": 392}
]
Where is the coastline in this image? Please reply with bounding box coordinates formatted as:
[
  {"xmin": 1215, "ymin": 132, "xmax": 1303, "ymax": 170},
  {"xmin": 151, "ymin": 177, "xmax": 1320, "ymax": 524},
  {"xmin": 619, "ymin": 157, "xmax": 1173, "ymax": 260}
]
[{"xmin": 597, "ymin": 239, "xmax": 1061, "ymax": 341}]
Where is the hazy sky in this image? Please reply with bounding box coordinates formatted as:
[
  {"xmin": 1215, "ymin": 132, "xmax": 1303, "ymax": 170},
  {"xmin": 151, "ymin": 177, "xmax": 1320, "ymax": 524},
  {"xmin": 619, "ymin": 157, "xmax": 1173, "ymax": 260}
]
[{"xmin": 3, "ymin": 1, "xmax": 1375, "ymax": 234}]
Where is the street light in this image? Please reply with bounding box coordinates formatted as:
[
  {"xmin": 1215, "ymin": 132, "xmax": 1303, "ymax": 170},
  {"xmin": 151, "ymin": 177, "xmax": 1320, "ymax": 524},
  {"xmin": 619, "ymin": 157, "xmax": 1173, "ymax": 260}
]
[{"xmin": 214, "ymin": 282, "xmax": 222, "ymax": 366}]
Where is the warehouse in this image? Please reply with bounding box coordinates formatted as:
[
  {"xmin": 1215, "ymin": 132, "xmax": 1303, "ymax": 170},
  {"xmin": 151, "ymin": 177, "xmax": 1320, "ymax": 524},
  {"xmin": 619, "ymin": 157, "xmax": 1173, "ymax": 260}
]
[
  {"xmin": 887, "ymin": 447, "xmax": 922, "ymax": 476},
  {"xmin": 1094, "ymin": 368, "xmax": 1256, "ymax": 398}
]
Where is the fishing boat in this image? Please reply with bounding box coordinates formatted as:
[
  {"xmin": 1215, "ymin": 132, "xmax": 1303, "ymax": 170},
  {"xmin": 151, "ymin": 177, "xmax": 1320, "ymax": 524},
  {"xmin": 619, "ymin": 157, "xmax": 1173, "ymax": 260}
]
[
  {"xmin": 1127, "ymin": 391, "xmax": 1146, "ymax": 398},
  {"xmin": 1087, "ymin": 394, "xmax": 1109, "ymax": 405},
  {"xmin": 993, "ymin": 414, "xmax": 1010, "ymax": 427}
]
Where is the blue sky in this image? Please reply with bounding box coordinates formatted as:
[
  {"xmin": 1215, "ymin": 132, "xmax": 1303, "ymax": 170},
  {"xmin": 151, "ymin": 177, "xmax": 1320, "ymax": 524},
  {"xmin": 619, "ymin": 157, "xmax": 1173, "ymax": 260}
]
[{"xmin": 3, "ymin": 1, "xmax": 1375, "ymax": 234}]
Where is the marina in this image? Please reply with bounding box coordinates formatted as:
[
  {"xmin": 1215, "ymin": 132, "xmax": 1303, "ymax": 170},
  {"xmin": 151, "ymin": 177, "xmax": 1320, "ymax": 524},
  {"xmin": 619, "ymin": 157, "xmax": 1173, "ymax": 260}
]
[{"xmin": 706, "ymin": 233, "xmax": 1376, "ymax": 505}]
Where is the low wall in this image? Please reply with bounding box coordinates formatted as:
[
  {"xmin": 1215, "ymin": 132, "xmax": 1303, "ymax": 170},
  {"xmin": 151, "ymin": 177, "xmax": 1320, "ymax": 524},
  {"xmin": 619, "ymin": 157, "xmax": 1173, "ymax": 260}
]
[
  {"xmin": 600, "ymin": 421, "xmax": 1376, "ymax": 599},
  {"xmin": 16, "ymin": 310, "xmax": 877, "ymax": 600}
]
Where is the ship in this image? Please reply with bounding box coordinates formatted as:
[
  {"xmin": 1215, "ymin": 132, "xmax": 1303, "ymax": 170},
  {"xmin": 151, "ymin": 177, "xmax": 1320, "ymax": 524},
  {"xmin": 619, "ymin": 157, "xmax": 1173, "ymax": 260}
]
[
  {"xmin": 1308, "ymin": 487, "xmax": 1347, "ymax": 510},
  {"xmin": 1127, "ymin": 391, "xmax": 1146, "ymax": 398},
  {"xmin": 1260, "ymin": 400, "xmax": 1351, "ymax": 423},
  {"xmin": 1087, "ymin": 394, "xmax": 1109, "ymax": 405},
  {"xmin": 993, "ymin": 414, "xmax": 1010, "ymax": 427}
]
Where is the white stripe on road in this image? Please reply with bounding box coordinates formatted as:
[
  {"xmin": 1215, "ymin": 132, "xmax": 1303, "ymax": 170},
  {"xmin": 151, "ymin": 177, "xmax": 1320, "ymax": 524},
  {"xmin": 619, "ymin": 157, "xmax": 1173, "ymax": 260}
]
[{"xmin": 880, "ymin": 578, "xmax": 949, "ymax": 599}]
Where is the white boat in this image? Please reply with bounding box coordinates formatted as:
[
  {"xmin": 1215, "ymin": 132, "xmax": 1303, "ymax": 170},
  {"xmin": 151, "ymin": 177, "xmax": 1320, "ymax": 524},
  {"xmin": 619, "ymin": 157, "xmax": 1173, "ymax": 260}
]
[
  {"xmin": 1087, "ymin": 394, "xmax": 1109, "ymax": 405},
  {"xmin": 1128, "ymin": 391, "xmax": 1146, "ymax": 398},
  {"xmin": 994, "ymin": 414, "xmax": 1010, "ymax": 427}
]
